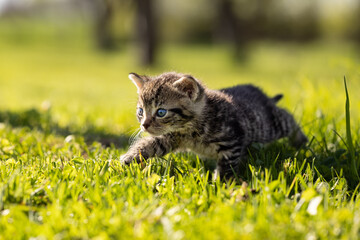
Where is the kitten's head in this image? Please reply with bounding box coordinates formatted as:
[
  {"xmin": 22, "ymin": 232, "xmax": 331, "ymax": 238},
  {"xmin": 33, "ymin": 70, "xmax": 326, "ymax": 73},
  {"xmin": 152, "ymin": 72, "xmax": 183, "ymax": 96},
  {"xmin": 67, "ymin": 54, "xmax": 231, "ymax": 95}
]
[{"xmin": 129, "ymin": 72, "xmax": 205, "ymax": 136}]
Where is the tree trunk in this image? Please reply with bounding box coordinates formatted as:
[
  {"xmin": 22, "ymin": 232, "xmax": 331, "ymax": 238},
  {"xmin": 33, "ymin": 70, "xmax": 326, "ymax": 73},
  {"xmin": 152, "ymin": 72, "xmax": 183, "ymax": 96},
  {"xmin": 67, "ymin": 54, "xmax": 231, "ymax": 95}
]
[
  {"xmin": 92, "ymin": 0, "xmax": 114, "ymax": 50},
  {"xmin": 135, "ymin": 0, "xmax": 156, "ymax": 66},
  {"xmin": 215, "ymin": 0, "xmax": 245, "ymax": 60}
]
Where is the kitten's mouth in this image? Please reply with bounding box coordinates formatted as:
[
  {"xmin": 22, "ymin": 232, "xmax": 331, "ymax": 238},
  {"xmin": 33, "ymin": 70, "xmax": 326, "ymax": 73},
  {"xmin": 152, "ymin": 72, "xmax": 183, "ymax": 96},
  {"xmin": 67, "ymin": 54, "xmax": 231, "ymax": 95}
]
[
  {"xmin": 144, "ymin": 128, "xmax": 157, "ymax": 135},
  {"xmin": 145, "ymin": 129, "xmax": 153, "ymax": 134},
  {"xmin": 141, "ymin": 126, "xmax": 155, "ymax": 134},
  {"xmin": 145, "ymin": 128, "xmax": 165, "ymax": 136}
]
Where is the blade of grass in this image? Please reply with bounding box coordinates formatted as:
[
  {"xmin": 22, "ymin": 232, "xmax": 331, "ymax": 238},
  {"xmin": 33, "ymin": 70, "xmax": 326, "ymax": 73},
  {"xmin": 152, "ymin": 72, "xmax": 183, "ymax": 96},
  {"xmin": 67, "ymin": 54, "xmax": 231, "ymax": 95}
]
[{"xmin": 344, "ymin": 76, "xmax": 359, "ymax": 182}]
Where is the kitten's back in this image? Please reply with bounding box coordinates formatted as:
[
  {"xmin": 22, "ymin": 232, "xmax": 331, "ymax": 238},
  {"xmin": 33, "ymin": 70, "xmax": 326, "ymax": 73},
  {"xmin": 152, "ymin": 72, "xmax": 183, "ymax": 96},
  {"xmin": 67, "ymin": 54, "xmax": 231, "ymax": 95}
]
[{"xmin": 220, "ymin": 84, "xmax": 281, "ymax": 107}]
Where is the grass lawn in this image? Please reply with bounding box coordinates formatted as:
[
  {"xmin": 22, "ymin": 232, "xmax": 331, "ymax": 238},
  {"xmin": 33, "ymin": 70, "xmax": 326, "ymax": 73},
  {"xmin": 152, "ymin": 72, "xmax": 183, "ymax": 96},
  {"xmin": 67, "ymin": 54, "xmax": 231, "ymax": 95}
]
[{"xmin": 1, "ymin": 30, "xmax": 360, "ymax": 239}]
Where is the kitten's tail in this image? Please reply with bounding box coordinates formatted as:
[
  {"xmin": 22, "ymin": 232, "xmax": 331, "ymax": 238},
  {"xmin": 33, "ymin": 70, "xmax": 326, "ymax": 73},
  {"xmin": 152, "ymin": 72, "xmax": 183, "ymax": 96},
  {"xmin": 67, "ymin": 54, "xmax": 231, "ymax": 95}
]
[{"xmin": 272, "ymin": 94, "xmax": 283, "ymax": 103}]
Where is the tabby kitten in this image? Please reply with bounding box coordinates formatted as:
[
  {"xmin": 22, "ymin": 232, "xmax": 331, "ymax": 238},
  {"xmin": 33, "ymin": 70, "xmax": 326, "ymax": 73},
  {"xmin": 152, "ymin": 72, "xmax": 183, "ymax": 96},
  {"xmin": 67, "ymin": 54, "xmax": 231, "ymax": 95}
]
[{"xmin": 120, "ymin": 72, "xmax": 307, "ymax": 179}]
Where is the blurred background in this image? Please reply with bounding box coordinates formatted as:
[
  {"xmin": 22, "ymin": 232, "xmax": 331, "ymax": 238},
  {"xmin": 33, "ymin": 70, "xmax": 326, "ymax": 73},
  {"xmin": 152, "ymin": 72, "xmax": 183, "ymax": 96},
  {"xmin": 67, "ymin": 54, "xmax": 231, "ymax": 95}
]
[
  {"xmin": 0, "ymin": 0, "xmax": 359, "ymax": 138},
  {"xmin": 1, "ymin": 0, "xmax": 359, "ymax": 63}
]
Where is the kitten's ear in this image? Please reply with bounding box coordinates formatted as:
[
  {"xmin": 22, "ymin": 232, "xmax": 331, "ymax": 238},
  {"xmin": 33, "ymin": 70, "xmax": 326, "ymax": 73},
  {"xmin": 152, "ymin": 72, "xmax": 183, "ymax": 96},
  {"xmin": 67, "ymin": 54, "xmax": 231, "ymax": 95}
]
[
  {"xmin": 173, "ymin": 76, "xmax": 201, "ymax": 101},
  {"xmin": 129, "ymin": 73, "xmax": 145, "ymax": 93}
]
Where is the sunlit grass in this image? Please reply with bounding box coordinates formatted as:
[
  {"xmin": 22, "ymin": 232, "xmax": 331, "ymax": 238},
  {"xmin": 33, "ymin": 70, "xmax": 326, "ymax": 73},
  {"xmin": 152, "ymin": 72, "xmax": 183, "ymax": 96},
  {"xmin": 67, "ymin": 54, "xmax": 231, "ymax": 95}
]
[{"xmin": 0, "ymin": 27, "xmax": 360, "ymax": 238}]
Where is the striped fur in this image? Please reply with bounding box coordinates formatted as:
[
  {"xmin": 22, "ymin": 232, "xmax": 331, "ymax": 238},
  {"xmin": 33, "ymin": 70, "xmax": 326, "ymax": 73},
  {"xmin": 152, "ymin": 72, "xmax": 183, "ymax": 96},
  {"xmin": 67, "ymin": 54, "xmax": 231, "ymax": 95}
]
[{"xmin": 121, "ymin": 72, "xmax": 308, "ymax": 179}]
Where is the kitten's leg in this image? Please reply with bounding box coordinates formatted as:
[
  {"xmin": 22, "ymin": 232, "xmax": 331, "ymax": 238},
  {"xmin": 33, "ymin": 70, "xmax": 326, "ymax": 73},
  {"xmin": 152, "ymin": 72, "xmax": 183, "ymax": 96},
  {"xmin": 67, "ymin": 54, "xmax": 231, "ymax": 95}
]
[
  {"xmin": 215, "ymin": 149, "xmax": 245, "ymax": 180},
  {"xmin": 120, "ymin": 135, "xmax": 177, "ymax": 165},
  {"xmin": 276, "ymin": 108, "xmax": 308, "ymax": 148}
]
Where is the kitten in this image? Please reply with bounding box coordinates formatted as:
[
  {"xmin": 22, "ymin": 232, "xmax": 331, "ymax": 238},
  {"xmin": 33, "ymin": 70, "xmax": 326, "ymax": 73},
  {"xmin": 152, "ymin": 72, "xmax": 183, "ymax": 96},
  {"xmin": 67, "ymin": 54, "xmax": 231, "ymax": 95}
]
[{"xmin": 120, "ymin": 72, "xmax": 307, "ymax": 179}]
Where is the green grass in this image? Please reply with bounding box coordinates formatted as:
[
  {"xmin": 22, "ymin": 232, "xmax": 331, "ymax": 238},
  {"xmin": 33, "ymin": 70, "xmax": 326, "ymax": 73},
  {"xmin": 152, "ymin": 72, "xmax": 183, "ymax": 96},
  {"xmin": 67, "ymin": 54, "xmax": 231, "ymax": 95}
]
[{"xmin": 1, "ymin": 28, "xmax": 360, "ymax": 239}]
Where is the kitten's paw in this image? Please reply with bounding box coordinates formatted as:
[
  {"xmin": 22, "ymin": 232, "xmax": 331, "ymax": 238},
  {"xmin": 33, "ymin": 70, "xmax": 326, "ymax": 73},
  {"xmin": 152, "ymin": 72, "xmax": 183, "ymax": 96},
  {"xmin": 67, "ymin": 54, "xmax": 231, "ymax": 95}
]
[{"xmin": 120, "ymin": 154, "xmax": 135, "ymax": 165}]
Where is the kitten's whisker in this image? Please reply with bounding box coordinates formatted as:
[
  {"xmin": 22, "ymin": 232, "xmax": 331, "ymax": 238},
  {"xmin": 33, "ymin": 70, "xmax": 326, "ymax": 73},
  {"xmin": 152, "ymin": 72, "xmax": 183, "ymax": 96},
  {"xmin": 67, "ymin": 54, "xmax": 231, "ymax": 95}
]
[{"xmin": 129, "ymin": 128, "xmax": 143, "ymax": 146}]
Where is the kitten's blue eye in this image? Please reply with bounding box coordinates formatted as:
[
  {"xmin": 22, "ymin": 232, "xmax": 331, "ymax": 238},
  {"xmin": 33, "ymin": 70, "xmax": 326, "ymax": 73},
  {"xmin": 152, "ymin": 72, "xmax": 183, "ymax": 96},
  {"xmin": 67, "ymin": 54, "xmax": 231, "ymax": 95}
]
[
  {"xmin": 156, "ymin": 108, "xmax": 167, "ymax": 117},
  {"xmin": 137, "ymin": 108, "xmax": 143, "ymax": 116}
]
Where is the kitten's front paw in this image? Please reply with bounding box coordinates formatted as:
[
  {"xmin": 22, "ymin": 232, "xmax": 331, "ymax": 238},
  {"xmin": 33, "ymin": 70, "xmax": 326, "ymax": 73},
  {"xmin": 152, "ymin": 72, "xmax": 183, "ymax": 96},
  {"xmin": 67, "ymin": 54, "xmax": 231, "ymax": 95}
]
[{"xmin": 120, "ymin": 153, "xmax": 136, "ymax": 165}]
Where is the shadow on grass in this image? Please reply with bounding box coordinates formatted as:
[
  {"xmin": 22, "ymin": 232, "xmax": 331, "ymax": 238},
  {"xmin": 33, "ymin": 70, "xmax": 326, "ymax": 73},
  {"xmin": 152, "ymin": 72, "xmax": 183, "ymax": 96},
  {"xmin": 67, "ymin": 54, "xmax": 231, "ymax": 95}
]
[
  {"xmin": 1, "ymin": 108, "xmax": 358, "ymax": 188},
  {"xmin": 195, "ymin": 137, "xmax": 358, "ymax": 189},
  {"xmin": 244, "ymin": 138, "xmax": 359, "ymax": 189},
  {"xmin": 0, "ymin": 108, "xmax": 129, "ymax": 148}
]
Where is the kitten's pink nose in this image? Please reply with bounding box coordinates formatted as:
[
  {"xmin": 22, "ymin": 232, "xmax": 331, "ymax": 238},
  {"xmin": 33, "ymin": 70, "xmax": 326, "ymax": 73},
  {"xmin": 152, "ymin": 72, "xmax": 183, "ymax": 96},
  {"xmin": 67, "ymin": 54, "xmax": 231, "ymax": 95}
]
[{"xmin": 142, "ymin": 122, "xmax": 151, "ymax": 129}]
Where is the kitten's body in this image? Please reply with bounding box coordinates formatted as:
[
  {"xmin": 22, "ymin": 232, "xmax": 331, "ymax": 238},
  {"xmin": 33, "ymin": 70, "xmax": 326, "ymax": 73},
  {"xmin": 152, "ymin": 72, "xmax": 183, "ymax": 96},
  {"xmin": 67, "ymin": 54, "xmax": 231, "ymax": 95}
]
[{"xmin": 121, "ymin": 72, "xmax": 307, "ymax": 179}]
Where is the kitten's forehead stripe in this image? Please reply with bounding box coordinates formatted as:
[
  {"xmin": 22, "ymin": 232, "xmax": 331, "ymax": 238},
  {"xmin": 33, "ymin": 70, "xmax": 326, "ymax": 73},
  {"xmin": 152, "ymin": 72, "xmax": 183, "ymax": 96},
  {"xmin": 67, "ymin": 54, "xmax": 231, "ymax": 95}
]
[
  {"xmin": 141, "ymin": 74, "xmax": 189, "ymax": 108},
  {"xmin": 153, "ymin": 84, "xmax": 164, "ymax": 107},
  {"xmin": 142, "ymin": 80, "xmax": 165, "ymax": 106}
]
